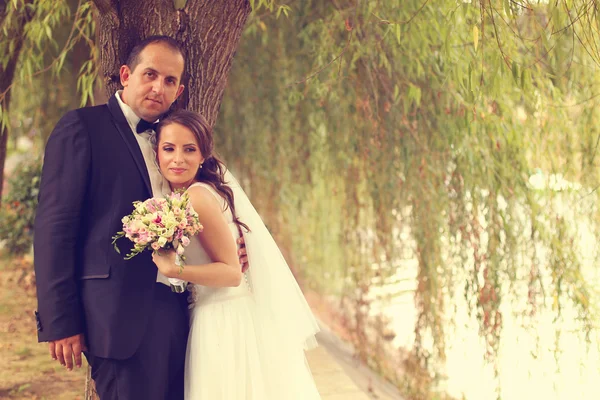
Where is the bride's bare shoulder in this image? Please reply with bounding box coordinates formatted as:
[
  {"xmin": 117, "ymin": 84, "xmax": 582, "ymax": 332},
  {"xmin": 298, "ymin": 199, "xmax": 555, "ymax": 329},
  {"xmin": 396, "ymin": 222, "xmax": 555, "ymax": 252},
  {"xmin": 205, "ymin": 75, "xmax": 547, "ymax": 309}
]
[{"xmin": 186, "ymin": 184, "xmax": 224, "ymax": 218}]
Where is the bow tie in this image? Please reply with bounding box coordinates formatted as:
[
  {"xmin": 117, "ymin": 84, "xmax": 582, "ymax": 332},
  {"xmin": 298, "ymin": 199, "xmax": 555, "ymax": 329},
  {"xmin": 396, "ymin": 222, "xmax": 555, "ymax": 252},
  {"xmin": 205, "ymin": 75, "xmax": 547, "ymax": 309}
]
[{"xmin": 136, "ymin": 119, "xmax": 158, "ymax": 134}]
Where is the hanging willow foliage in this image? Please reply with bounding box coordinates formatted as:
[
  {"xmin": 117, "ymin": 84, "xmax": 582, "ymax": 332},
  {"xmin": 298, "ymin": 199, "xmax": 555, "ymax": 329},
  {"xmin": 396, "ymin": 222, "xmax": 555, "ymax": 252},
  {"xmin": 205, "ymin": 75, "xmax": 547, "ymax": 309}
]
[{"xmin": 216, "ymin": 0, "xmax": 600, "ymax": 388}]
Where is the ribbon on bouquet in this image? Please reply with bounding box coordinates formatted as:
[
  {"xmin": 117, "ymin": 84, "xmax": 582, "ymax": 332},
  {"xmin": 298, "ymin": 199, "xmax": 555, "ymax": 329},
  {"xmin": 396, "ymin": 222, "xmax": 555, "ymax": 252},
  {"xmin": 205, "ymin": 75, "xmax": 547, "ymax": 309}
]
[{"xmin": 168, "ymin": 247, "xmax": 187, "ymax": 293}]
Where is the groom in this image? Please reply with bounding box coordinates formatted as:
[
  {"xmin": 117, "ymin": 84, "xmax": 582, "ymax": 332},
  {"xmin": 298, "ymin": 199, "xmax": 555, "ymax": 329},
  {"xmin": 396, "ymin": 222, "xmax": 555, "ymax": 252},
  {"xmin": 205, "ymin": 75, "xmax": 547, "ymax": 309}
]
[{"xmin": 33, "ymin": 36, "xmax": 246, "ymax": 399}]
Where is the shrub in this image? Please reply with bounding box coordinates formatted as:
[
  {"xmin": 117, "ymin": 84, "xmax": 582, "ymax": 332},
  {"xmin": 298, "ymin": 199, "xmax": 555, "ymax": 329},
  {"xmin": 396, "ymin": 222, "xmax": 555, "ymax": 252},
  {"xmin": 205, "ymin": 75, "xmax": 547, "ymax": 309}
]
[{"xmin": 0, "ymin": 158, "xmax": 42, "ymax": 256}]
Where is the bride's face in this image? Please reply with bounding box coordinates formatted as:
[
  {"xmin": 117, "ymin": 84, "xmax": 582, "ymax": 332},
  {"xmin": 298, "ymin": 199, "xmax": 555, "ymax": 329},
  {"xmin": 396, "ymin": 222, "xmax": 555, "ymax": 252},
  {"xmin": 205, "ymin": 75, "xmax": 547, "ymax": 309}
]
[{"xmin": 157, "ymin": 122, "xmax": 204, "ymax": 191}]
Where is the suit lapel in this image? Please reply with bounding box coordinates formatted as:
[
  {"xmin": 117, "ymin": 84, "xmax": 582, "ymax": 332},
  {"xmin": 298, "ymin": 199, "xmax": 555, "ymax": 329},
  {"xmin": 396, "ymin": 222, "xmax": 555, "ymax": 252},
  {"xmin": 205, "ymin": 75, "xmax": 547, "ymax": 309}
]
[{"xmin": 107, "ymin": 96, "xmax": 153, "ymax": 195}]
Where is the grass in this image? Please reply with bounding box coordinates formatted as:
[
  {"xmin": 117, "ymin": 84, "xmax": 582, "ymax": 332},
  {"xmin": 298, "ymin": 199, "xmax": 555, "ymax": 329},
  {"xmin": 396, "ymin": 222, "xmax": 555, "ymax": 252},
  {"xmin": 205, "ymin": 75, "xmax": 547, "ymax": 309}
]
[{"xmin": 0, "ymin": 254, "xmax": 87, "ymax": 400}]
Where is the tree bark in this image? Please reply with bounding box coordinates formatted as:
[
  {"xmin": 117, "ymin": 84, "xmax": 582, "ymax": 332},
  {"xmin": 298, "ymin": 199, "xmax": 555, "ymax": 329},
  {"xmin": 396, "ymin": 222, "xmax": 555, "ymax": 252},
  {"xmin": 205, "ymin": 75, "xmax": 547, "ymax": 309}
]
[
  {"xmin": 93, "ymin": 0, "xmax": 251, "ymax": 126},
  {"xmin": 84, "ymin": 366, "xmax": 99, "ymax": 400},
  {"xmin": 0, "ymin": 1, "xmax": 34, "ymax": 201},
  {"xmin": 85, "ymin": 1, "xmax": 251, "ymax": 398}
]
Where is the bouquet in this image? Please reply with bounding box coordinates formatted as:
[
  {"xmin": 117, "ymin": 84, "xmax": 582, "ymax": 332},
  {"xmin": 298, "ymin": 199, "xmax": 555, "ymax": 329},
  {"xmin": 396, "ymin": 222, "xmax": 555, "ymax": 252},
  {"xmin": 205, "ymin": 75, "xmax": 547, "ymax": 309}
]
[{"xmin": 112, "ymin": 191, "xmax": 203, "ymax": 293}]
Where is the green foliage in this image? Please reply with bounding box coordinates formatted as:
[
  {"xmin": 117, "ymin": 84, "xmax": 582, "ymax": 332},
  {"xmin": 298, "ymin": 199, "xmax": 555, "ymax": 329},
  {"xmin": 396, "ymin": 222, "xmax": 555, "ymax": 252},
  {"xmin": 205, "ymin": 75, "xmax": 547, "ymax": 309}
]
[
  {"xmin": 0, "ymin": 157, "xmax": 42, "ymax": 256},
  {"xmin": 249, "ymin": 0, "xmax": 277, "ymax": 12},
  {"xmin": 1, "ymin": 0, "xmax": 96, "ymax": 144},
  {"xmin": 218, "ymin": 0, "xmax": 600, "ymax": 393}
]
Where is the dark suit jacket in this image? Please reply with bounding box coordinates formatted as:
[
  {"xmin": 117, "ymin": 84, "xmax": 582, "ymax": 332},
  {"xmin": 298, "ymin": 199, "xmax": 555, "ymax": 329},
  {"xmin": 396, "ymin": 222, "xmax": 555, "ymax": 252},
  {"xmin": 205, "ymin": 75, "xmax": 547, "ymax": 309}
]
[{"xmin": 34, "ymin": 95, "xmax": 163, "ymax": 360}]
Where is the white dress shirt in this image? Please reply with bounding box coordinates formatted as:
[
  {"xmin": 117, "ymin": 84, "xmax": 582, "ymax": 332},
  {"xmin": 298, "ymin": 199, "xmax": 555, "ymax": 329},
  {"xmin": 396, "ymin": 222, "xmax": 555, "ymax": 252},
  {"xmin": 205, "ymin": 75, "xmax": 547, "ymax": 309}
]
[{"xmin": 115, "ymin": 91, "xmax": 171, "ymax": 286}]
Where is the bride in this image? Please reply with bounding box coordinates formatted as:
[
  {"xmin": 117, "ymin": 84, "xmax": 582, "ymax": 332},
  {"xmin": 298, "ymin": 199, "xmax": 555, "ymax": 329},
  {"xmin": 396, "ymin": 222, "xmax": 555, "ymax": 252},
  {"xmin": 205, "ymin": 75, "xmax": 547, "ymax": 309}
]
[{"xmin": 150, "ymin": 110, "xmax": 322, "ymax": 399}]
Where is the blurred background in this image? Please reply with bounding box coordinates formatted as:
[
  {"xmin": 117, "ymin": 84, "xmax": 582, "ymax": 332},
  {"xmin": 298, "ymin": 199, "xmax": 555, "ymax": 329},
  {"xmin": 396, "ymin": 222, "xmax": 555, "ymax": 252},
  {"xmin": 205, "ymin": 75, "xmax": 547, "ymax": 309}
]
[{"xmin": 1, "ymin": 1, "xmax": 599, "ymax": 399}]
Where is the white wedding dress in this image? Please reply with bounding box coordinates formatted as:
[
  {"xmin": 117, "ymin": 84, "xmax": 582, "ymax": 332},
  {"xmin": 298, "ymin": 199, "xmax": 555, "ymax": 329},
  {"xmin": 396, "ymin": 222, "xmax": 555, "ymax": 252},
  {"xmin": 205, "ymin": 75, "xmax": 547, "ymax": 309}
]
[{"xmin": 183, "ymin": 181, "xmax": 321, "ymax": 399}]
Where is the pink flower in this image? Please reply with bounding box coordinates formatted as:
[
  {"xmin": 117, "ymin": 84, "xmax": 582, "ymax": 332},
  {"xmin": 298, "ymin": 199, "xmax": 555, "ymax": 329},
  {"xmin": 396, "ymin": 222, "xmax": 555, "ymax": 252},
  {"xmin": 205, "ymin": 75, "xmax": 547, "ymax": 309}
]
[
  {"xmin": 137, "ymin": 232, "xmax": 150, "ymax": 245},
  {"xmin": 181, "ymin": 236, "xmax": 190, "ymax": 247}
]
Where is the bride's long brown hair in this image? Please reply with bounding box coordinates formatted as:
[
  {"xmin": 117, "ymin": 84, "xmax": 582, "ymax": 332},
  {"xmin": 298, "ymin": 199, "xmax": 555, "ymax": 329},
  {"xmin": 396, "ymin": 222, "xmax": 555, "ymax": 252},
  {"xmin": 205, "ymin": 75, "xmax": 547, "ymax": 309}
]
[{"xmin": 156, "ymin": 110, "xmax": 249, "ymax": 232}]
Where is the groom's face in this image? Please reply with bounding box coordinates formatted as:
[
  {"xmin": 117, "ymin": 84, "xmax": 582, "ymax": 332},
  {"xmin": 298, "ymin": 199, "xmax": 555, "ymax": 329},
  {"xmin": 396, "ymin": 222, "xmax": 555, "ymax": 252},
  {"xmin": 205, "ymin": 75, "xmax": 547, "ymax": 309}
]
[{"xmin": 120, "ymin": 43, "xmax": 185, "ymax": 122}]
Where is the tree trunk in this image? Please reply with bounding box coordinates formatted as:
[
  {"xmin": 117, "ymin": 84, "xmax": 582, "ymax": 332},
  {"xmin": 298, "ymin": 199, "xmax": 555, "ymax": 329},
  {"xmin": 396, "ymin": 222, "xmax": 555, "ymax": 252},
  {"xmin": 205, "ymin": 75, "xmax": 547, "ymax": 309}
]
[
  {"xmin": 93, "ymin": 0, "xmax": 251, "ymax": 125},
  {"xmin": 0, "ymin": 1, "xmax": 33, "ymax": 201},
  {"xmin": 84, "ymin": 365, "xmax": 99, "ymax": 400},
  {"xmin": 85, "ymin": 1, "xmax": 252, "ymax": 398}
]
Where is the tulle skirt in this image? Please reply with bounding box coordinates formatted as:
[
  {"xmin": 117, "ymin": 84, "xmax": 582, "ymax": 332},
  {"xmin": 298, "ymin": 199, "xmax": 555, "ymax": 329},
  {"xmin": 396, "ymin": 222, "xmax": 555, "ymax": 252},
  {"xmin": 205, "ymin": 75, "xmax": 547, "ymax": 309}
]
[{"xmin": 184, "ymin": 295, "xmax": 322, "ymax": 400}]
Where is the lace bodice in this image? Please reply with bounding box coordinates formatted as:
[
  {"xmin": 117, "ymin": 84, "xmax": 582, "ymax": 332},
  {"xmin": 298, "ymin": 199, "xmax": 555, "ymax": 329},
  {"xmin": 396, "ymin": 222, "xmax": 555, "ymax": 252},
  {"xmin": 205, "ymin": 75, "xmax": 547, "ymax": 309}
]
[{"xmin": 184, "ymin": 182, "xmax": 251, "ymax": 308}]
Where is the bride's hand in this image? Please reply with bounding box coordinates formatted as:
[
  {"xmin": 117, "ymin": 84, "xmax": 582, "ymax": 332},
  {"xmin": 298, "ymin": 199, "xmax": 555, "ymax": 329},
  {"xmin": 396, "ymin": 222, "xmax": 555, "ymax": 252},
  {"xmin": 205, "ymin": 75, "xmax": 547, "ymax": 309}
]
[{"xmin": 152, "ymin": 250, "xmax": 178, "ymax": 278}]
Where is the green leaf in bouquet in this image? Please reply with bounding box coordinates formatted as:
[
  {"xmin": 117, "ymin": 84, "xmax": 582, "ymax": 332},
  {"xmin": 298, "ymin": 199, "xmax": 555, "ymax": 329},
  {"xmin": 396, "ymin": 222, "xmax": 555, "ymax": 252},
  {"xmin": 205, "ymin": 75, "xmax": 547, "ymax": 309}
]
[{"xmin": 111, "ymin": 232, "xmax": 124, "ymax": 254}]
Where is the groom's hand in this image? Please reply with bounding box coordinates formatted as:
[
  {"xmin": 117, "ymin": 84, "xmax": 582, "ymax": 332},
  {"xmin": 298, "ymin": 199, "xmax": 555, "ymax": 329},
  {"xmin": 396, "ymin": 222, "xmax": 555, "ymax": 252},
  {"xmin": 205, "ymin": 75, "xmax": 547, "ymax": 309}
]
[
  {"xmin": 237, "ymin": 237, "xmax": 248, "ymax": 272},
  {"xmin": 49, "ymin": 333, "xmax": 87, "ymax": 371}
]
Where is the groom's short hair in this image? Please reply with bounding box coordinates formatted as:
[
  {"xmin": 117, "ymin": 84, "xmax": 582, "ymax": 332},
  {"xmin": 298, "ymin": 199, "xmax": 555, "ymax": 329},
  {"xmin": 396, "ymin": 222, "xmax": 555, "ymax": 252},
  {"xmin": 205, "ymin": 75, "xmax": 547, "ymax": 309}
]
[{"xmin": 126, "ymin": 35, "xmax": 186, "ymax": 76}]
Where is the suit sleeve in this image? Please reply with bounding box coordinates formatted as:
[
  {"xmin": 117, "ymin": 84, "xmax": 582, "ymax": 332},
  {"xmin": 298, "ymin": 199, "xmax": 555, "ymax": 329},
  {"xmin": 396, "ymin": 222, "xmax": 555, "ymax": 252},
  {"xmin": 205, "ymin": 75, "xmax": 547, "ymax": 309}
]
[{"xmin": 34, "ymin": 110, "xmax": 90, "ymax": 342}]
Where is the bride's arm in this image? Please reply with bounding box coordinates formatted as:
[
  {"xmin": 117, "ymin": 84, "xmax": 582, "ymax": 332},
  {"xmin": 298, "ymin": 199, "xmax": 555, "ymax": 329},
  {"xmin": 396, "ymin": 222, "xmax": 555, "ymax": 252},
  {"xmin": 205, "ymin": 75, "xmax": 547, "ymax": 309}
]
[{"xmin": 152, "ymin": 186, "xmax": 242, "ymax": 287}]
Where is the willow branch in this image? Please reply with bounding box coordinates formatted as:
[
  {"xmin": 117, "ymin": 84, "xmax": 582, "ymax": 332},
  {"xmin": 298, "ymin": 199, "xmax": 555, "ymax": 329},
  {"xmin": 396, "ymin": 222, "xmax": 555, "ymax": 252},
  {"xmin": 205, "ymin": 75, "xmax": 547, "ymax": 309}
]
[
  {"xmin": 0, "ymin": 0, "xmax": 85, "ymax": 103},
  {"xmin": 286, "ymin": 31, "xmax": 352, "ymax": 87}
]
